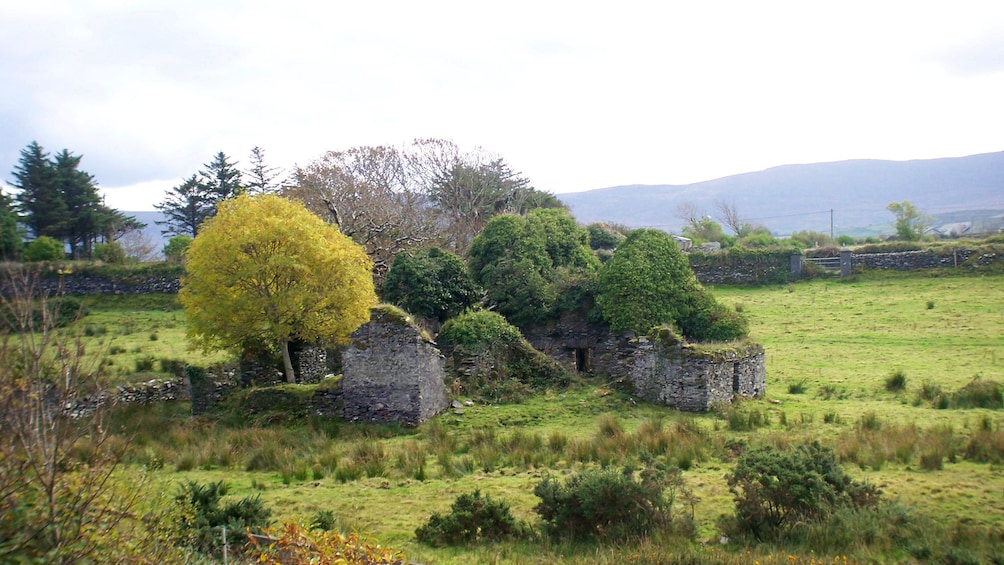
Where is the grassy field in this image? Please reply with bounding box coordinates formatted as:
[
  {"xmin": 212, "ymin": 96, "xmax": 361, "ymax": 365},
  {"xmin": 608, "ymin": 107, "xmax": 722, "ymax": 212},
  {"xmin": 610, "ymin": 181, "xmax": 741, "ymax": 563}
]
[
  {"xmin": 71, "ymin": 293, "xmax": 230, "ymax": 384},
  {"xmin": 104, "ymin": 271, "xmax": 1004, "ymax": 563}
]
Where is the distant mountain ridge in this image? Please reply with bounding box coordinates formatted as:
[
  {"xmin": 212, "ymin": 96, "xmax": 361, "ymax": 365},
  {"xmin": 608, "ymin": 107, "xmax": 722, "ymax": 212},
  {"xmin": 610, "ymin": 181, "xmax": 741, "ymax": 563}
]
[{"xmin": 558, "ymin": 152, "xmax": 1004, "ymax": 236}]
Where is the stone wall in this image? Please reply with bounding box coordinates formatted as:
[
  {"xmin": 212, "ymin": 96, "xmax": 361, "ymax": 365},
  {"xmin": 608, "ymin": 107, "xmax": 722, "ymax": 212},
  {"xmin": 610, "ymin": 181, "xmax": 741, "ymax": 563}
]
[
  {"xmin": 294, "ymin": 345, "xmax": 328, "ymax": 383},
  {"xmin": 851, "ymin": 248, "xmax": 989, "ymax": 271},
  {"xmin": 22, "ymin": 272, "xmax": 181, "ymax": 296},
  {"xmin": 341, "ymin": 308, "xmax": 449, "ymax": 426}
]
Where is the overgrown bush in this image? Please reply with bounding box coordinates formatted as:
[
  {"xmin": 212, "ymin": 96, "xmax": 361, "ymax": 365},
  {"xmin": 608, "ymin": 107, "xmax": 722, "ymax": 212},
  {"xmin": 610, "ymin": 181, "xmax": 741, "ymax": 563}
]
[
  {"xmin": 533, "ymin": 464, "xmax": 675, "ymax": 541},
  {"xmin": 438, "ymin": 310, "xmax": 570, "ymax": 402},
  {"xmin": 415, "ymin": 489, "xmax": 531, "ymax": 546},
  {"xmin": 382, "ymin": 247, "xmax": 481, "ymax": 323},
  {"xmin": 468, "ymin": 209, "xmax": 599, "ymax": 328},
  {"xmin": 725, "ymin": 442, "xmax": 881, "ymax": 541},
  {"xmin": 597, "ymin": 229, "xmax": 749, "ymax": 341},
  {"xmin": 173, "ymin": 480, "xmax": 272, "ymax": 557}
]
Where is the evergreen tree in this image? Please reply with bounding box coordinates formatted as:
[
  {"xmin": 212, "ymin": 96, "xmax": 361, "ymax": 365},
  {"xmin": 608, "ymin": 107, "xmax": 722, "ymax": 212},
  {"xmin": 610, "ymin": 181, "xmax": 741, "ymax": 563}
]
[
  {"xmin": 52, "ymin": 149, "xmax": 103, "ymax": 258},
  {"xmin": 156, "ymin": 151, "xmax": 245, "ymax": 237},
  {"xmin": 0, "ymin": 192, "xmax": 22, "ymax": 259},
  {"xmin": 200, "ymin": 151, "xmax": 244, "ymax": 206},
  {"xmin": 11, "ymin": 141, "xmax": 65, "ymax": 240},
  {"xmin": 155, "ymin": 175, "xmax": 209, "ymax": 237},
  {"xmin": 244, "ymin": 146, "xmax": 281, "ymax": 195}
]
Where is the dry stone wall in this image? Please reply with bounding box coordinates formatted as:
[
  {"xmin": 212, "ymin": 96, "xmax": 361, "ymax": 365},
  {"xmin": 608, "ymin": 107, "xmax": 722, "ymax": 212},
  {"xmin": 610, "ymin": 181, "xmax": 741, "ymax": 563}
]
[{"xmin": 341, "ymin": 309, "xmax": 449, "ymax": 425}]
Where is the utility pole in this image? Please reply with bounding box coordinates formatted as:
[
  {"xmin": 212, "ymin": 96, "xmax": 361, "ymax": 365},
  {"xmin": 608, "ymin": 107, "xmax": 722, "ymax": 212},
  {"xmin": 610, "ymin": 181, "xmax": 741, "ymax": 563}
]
[{"xmin": 830, "ymin": 209, "xmax": 834, "ymax": 241}]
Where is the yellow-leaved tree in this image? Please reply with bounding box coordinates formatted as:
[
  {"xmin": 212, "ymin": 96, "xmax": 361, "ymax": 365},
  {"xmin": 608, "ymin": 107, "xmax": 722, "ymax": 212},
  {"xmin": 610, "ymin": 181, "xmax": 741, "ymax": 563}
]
[{"xmin": 181, "ymin": 194, "xmax": 377, "ymax": 382}]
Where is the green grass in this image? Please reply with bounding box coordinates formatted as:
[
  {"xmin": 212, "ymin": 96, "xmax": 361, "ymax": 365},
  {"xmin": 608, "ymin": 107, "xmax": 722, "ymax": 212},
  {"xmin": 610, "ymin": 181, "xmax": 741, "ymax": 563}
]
[
  {"xmin": 69, "ymin": 294, "xmax": 230, "ymax": 384},
  {"xmin": 102, "ymin": 272, "xmax": 1004, "ymax": 563}
]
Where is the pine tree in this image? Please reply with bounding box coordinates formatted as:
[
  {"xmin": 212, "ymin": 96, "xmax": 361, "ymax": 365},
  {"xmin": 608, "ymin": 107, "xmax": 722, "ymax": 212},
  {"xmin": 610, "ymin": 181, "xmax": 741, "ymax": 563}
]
[
  {"xmin": 52, "ymin": 149, "xmax": 104, "ymax": 258},
  {"xmin": 0, "ymin": 192, "xmax": 22, "ymax": 259},
  {"xmin": 155, "ymin": 175, "xmax": 210, "ymax": 237},
  {"xmin": 200, "ymin": 151, "xmax": 244, "ymax": 206},
  {"xmin": 245, "ymin": 146, "xmax": 282, "ymax": 195},
  {"xmin": 11, "ymin": 141, "xmax": 66, "ymax": 240}
]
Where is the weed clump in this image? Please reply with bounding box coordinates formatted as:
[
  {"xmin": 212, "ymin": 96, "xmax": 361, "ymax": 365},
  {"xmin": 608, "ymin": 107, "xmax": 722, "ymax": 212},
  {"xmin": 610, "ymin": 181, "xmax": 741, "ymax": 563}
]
[{"xmin": 787, "ymin": 379, "xmax": 807, "ymax": 394}]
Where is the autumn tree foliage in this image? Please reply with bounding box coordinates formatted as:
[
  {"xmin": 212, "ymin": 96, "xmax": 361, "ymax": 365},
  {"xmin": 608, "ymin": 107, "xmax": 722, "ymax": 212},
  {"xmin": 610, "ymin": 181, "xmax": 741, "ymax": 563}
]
[{"xmin": 180, "ymin": 194, "xmax": 377, "ymax": 382}]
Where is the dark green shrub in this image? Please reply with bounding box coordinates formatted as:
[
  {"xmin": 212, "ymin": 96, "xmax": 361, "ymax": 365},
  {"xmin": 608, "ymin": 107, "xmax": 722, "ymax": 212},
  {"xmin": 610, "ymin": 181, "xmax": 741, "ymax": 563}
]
[
  {"xmin": 21, "ymin": 236, "xmax": 64, "ymax": 262},
  {"xmin": 788, "ymin": 380, "xmax": 808, "ymax": 394},
  {"xmin": 415, "ymin": 489, "xmax": 530, "ymax": 546},
  {"xmin": 533, "ymin": 465, "xmax": 672, "ymax": 541},
  {"xmin": 173, "ymin": 480, "xmax": 272, "ymax": 556},
  {"xmin": 597, "ymin": 229, "xmax": 749, "ymax": 341},
  {"xmin": 437, "ymin": 309, "xmax": 522, "ymax": 354},
  {"xmin": 382, "ymin": 247, "xmax": 481, "ymax": 323},
  {"xmin": 725, "ymin": 442, "xmax": 881, "ymax": 542},
  {"xmin": 468, "ymin": 209, "xmax": 599, "ymax": 328},
  {"xmin": 678, "ymin": 291, "xmax": 749, "ymax": 342}
]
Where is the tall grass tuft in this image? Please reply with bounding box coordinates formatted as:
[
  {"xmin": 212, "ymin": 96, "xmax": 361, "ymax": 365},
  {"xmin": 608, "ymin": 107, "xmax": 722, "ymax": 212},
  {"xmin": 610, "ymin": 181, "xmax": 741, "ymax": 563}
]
[
  {"xmin": 787, "ymin": 379, "xmax": 808, "ymax": 394},
  {"xmin": 885, "ymin": 369, "xmax": 907, "ymax": 392}
]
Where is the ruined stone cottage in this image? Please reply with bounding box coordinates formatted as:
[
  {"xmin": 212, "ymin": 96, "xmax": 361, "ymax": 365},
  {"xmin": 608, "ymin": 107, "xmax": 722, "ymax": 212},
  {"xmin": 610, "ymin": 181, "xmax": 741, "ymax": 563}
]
[
  {"xmin": 524, "ymin": 311, "xmax": 765, "ymax": 411},
  {"xmin": 341, "ymin": 306, "xmax": 449, "ymax": 425}
]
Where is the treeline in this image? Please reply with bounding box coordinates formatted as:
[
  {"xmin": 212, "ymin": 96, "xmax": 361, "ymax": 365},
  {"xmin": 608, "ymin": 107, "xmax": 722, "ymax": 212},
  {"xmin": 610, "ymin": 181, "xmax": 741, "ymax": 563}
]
[{"xmin": 4, "ymin": 141, "xmax": 143, "ymax": 261}]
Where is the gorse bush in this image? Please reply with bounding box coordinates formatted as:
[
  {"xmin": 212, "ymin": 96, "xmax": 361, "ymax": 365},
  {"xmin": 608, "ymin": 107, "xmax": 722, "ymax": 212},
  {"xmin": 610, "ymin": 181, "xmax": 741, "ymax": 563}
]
[
  {"xmin": 725, "ymin": 442, "xmax": 881, "ymax": 542},
  {"xmin": 173, "ymin": 480, "xmax": 272, "ymax": 557},
  {"xmin": 415, "ymin": 489, "xmax": 531, "ymax": 546},
  {"xmin": 533, "ymin": 464, "xmax": 675, "ymax": 541}
]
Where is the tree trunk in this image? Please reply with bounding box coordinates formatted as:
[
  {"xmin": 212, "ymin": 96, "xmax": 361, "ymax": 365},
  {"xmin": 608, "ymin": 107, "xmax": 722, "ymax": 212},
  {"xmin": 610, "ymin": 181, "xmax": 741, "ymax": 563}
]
[{"xmin": 279, "ymin": 337, "xmax": 296, "ymax": 383}]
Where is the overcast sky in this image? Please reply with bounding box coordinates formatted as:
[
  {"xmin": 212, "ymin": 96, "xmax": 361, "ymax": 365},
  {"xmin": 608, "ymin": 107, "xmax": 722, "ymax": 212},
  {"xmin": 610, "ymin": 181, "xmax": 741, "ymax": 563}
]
[{"xmin": 3, "ymin": 1, "xmax": 1003, "ymax": 211}]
